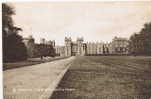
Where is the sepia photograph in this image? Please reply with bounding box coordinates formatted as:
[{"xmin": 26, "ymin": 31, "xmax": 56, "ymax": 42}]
[{"xmin": 2, "ymin": 1, "xmax": 151, "ymax": 99}]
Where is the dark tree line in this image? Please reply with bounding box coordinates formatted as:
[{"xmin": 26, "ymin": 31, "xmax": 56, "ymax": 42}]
[
  {"xmin": 2, "ymin": 3, "xmax": 28, "ymax": 62},
  {"xmin": 34, "ymin": 44, "xmax": 55, "ymax": 59},
  {"xmin": 129, "ymin": 22, "xmax": 151, "ymax": 55},
  {"xmin": 25, "ymin": 41, "xmax": 56, "ymax": 59},
  {"xmin": 2, "ymin": 3, "xmax": 56, "ymax": 62}
]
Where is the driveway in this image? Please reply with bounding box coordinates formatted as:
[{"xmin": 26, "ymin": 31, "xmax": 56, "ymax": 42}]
[{"xmin": 3, "ymin": 56, "xmax": 75, "ymax": 99}]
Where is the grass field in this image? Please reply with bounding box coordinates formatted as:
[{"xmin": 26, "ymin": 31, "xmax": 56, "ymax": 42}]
[
  {"xmin": 51, "ymin": 56, "xmax": 151, "ymax": 99},
  {"xmin": 3, "ymin": 56, "xmax": 69, "ymax": 70}
]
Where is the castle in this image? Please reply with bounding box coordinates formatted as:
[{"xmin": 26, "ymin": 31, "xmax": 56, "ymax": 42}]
[
  {"xmin": 23, "ymin": 35, "xmax": 129, "ymax": 57},
  {"xmin": 55, "ymin": 37, "xmax": 129, "ymax": 56},
  {"xmin": 23, "ymin": 35, "xmax": 55, "ymax": 57},
  {"xmin": 64, "ymin": 37, "xmax": 86, "ymax": 56}
]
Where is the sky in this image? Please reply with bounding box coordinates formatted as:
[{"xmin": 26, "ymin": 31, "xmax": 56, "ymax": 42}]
[{"xmin": 10, "ymin": 1, "xmax": 151, "ymax": 45}]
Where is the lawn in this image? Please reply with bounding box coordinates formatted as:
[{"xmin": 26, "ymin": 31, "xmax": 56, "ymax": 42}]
[
  {"xmin": 51, "ymin": 56, "xmax": 151, "ymax": 99},
  {"xmin": 3, "ymin": 56, "xmax": 69, "ymax": 70}
]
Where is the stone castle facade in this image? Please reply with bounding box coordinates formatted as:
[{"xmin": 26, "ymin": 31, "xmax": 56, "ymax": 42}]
[
  {"xmin": 23, "ymin": 35, "xmax": 129, "ymax": 57},
  {"xmin": 55, "ymin": 37, "xmax": 129, "ymax": 56},
  {"xmin": 23, "ymin": 35, "xmax": 56, "ymax": 57},
  {"xmin": 64, "ymin": 37, "xmax": 87, "ymax": 56}
]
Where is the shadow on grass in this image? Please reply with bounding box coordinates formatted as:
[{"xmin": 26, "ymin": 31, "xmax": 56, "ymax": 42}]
[{"xmin": 3, "ymin": 57, "xmax": 69, "ymax": 71}]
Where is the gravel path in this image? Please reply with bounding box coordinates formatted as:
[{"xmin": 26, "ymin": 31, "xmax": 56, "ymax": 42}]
[{"xmin": 3, "ymin": 56, "xmax": 75, "ymax": 99}]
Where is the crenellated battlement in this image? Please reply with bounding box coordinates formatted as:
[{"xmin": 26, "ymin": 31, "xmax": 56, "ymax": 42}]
[
  {"xmin": 65, "ymin": 37, "xmax": 72, "ymax": 42},
  {"xmin": 62, "ymin": 36, "xmax": 129, "ymax": 56},
  {"xmin": 77, "ymin": 37, "xmax": 84, "ymax": 42}
]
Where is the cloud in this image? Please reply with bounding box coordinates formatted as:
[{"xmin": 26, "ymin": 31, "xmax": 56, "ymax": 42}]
[{"xmin": 12, "ymin": 2, "xmax": 151, "ymax": 45}]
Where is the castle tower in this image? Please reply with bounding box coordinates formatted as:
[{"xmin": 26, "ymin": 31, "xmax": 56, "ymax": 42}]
[
  {"xmin": 65, "ymin": 37, "xmax": 72, "ymax": 56},
  {"xmin": 40, "ymin": 38, "xmax": 46, "ymax": 44},
  {"xmin": 46, "ymin": 40, "xmax": 55, "ymax": 48},
  {"xmin": 23, "ymin": 35, "xmax": 35, "ymax": 47},
  {"xmin": 82, "ymin": 43, "xmax": 87, "ymax": 56},
  {"xmin": 77, "ymin": 37, "xmax": 85, "ymax": 56},
  {"xmin": 23, "ymin": 35, "xmax": 35, "ymax": 58}
]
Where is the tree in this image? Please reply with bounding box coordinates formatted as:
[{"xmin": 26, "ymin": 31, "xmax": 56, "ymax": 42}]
[
  {"xmin": 140, "ymin": 23, "xmax": 151, "ymax": 55},
  {"xmin": 35, "ymin": 44, "xmax": 55, "ymax": 59},
  {"xmin": 2, "ymin": 3, "xmax": 28, "ymax": 62},
  {"xmin": 129, "ymin": 22, "xmax": 151, "ymax": 55}
]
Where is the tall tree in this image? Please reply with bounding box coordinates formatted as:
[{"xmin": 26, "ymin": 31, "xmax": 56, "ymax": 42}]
[
  {"xmin": 129, "ymin": 22, "xmax": 151, "ymax": 55},
  {"xmin": 2, "ymin": 3, "xmax": 28, "ymax": 62}
]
